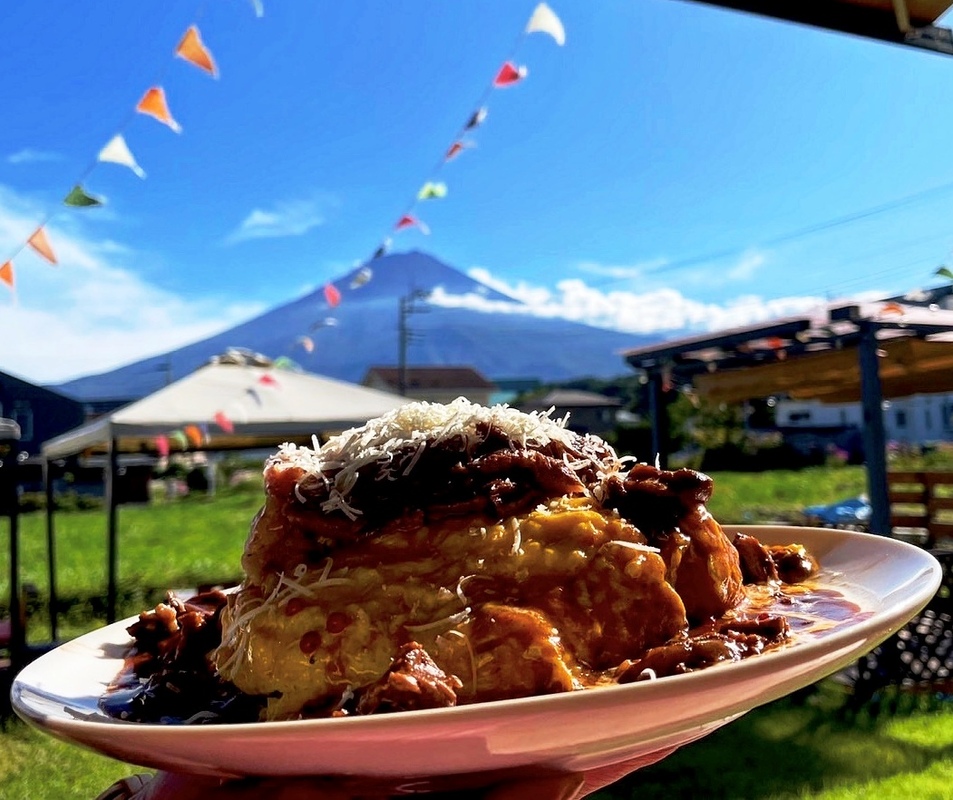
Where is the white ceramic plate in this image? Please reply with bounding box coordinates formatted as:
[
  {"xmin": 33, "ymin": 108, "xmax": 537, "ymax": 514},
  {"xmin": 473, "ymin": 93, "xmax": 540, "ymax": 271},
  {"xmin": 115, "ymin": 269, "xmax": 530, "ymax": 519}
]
[{"xmin": 11, "ymin": 526, "xmax": 942, "ymax": 780}]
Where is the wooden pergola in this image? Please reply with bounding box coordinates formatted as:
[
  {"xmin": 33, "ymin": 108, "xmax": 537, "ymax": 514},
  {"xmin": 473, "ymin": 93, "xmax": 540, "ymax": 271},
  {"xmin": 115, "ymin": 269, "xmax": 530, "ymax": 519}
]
[
  {"xmin": 623, "ymin": 286, "xmax": 953, "ymax": 535},
  {"xmin": 683, "ymin": 0, "xmax": 953, "ymax": 56}
]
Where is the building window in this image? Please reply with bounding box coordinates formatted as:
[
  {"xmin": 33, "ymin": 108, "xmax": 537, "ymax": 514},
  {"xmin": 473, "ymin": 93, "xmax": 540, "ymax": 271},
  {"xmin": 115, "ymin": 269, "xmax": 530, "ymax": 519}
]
[
  {"xmin": 788, "ymin": 411, "xmax": 811, "ymax": 423},
  {"xmin": 926, "ymin": 409, "xmax": 932, "ymax": 431},
  {"xmin": 11, "ymin": 402, "xmax": 33, "ymax": 441},
  {"xmin": 895, "ymin": 409, "xmax": 907, "ymax": 429}
]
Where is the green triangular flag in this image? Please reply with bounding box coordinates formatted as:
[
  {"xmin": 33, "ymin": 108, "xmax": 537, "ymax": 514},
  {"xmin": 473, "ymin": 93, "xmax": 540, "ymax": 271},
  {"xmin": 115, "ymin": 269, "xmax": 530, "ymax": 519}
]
[{"xmin": 63, "ymin": 184, "xmax": 104, "ymax": 208}]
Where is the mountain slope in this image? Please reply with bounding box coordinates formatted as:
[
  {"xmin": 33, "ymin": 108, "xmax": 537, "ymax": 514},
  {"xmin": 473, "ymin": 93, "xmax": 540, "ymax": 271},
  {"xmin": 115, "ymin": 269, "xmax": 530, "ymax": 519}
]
[{"xmin": 57, "ymin": 251, "xmax": 658, "ymax": 402}]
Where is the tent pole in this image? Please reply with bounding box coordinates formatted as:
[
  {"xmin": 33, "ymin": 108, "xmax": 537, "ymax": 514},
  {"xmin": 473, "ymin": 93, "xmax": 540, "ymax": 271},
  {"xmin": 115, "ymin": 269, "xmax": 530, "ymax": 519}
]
[
  {"xmin": 648, "ymin": 370, "xmax": 669, "ymax": 469},
  {"xmin": 106, "ymin": 437, "xmax": 119, "ymax": 623},
  {"xmin": 858, "ymin": 323, "xmax": 890, "ymax": 535},
  {"xmin": 43, "ymin": 459, "xmax": 58, "ymax": 642}
]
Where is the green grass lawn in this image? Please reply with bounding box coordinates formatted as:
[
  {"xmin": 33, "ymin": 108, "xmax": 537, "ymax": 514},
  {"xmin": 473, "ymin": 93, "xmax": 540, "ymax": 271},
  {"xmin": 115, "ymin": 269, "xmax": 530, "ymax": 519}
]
[{"xmin": 3, "ymin": 463, "xmax": 949, "ymax": 799}]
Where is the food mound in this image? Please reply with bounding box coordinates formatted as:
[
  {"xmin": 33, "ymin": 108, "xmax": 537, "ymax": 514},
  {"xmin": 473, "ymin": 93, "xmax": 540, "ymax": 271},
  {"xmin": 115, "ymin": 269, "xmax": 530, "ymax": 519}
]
[{"xmin": 117, "ymin": 399, "xmax": 818, "ymax": 724}]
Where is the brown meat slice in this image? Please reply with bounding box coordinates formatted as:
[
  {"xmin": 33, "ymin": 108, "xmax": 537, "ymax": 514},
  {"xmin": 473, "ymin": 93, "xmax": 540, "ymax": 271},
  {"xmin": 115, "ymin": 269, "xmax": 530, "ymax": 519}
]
[
  {"xmin": 355, "ymin": 642, "xmax": 462, "ymax": 715},
  {"xmin": 767, "ymin": 544, "xmax": 819, "ymax": 584},
  {"xmin": 734, "ymin": 532, "xmax": 780, "ymax": 585}
]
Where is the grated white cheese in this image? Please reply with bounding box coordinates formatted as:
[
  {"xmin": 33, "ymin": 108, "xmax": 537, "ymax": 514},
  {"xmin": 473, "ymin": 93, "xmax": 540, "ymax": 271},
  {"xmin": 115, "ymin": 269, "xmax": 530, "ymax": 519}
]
[
  {"xmin": 269, "ymin": 398, "xmax": 619, "ymax": 517},
  {"xmin": 606, "ymin": 540, "xmax": 661, "ymax": 554},
  {"xmin": 405, "ymin": 608, "xmax": 470, "ymax": 633}
]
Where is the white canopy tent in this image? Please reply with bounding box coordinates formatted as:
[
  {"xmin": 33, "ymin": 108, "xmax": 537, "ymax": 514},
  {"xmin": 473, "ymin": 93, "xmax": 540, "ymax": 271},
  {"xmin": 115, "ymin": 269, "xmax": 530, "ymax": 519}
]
[
  {"xmin": 42, "ymin": 359, "xmax": 408, "ymax": 459},
  {"xmin": 40, "ymin": 357, "xmax": 409, "ymax": 628}
]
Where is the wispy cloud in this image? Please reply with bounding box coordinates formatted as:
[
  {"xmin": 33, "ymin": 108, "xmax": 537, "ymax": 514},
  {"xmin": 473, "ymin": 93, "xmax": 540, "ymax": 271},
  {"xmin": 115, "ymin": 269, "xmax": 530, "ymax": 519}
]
[
  {"xmin": 6, "ymin": 148, "xmax": 64, "ymax": 165},
  {"xmin": 575, "ymin": 258, "xmax": 666, "ymax": 281},
  {"xmin": 0, "ymin": 185, "xmax": 265, "ymax": 383},
  {"xmin": 224, "ymin": 197, "xmax": 331, "ymax": 244},
  {"xmin": 426, "ymin": 265, "xmax": 828, "ymax": 335}
]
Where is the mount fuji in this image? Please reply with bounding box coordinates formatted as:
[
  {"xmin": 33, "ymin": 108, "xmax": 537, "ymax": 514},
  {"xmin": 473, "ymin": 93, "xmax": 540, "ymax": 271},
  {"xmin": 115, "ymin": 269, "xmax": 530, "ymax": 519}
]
[{"xmin": 56, "ymin": 251, "xmax": 659, "ymax": 402}]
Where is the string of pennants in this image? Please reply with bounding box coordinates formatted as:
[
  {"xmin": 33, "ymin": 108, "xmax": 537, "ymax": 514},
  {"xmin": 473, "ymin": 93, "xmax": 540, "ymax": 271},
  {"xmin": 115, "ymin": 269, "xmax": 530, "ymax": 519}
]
[
  {"xmin": 313, "ymin": 3, "xmax": 565, "ymax": 322},
  {"xmin": 0, "ymin": 4, "xmax": 265, "ymax": 295},
  {"xmin": 153, "ymin": 358, "xmax": 291, "ymax": 456},
  {"xmin": 160, "ymin": 4, "xmax": 566, "ymax": 446}
]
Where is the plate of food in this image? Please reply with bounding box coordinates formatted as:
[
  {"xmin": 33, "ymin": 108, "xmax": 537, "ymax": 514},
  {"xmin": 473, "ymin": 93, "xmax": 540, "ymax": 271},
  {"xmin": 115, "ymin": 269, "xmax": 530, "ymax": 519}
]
[{"xmin": 11, "ymin": 399, "xmax": 942, "ymax": 781}]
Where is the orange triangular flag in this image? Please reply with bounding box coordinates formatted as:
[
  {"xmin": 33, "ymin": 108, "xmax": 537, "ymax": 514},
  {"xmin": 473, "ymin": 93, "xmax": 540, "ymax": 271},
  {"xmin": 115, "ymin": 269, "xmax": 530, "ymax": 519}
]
[
  {"xmin": 28, "ymin": 228, "xmax": 57, "ymax": 265},
  {"xmin": 0, "ymin": 261, "xmax": 13, "ymax": 290},
  {"xmin": 136, "ymin": 87, "xmax": 182, "ymax": 133},
  {"xmin": 175, "ymin": 26, "xmax": 218, "ymax": 77},
  {"xmin": 184, "ymin": 424, "xmax": 204, "ymax": 447}
]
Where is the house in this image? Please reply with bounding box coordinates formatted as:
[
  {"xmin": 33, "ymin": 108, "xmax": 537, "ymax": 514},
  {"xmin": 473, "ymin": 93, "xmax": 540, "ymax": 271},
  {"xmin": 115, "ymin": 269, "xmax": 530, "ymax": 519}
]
[
  {"xmin": 518, "ymin": 389, "xmax": 622, "ymax": 437},
  {"xmin": 776, "ymin": 393, "xmax": 953, "ymax": 446},
  {"xmin": 361, "ymin": 366, "xmax": 496, "ymax": 406},
  {"xmin": 0, "ymin": 369, "xmax": 86, "ymax": 458}
]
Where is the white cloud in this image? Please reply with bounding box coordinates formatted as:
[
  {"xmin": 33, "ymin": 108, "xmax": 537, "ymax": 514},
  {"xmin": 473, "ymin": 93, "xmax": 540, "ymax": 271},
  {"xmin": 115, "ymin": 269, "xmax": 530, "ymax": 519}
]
[
  {"xmin": 427, "ymin": 265, "xmax": 827, "ymax": 336},
  {"xmin": 725, "ymin": 250, "xmax": 765, "ymax": 281},
  {"xmin": 6, "ymin": 148, "xmax": 63, "ymax": 165},
  {"xmin": 0, "ymin": 186, "xmax": 264, "ymax": 384},
  {"xmin": 225, "ymin": 197, "xmax": 329, "ymax": 244}
]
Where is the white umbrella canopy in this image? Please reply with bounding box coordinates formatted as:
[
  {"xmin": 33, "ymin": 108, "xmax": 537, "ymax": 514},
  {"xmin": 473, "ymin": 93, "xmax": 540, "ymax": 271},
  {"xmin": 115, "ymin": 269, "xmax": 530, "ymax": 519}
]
[{"xmin": 43, "ymin": 357, "xmax": 409, "ymax": 459}]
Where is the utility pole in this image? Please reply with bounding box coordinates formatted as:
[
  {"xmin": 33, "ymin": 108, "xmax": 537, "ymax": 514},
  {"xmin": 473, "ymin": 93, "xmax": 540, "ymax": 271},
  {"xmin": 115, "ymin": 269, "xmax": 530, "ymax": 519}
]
[{"xmin": 397, "ymin": 290, "xmax": 429, "ymax": 396}]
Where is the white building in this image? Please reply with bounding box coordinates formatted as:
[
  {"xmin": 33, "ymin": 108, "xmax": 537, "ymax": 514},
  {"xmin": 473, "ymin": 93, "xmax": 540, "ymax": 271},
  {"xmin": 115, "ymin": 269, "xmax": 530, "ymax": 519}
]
[{"xmin": 776, "ymin": 393, "xmax": 953, "ymax": 444}]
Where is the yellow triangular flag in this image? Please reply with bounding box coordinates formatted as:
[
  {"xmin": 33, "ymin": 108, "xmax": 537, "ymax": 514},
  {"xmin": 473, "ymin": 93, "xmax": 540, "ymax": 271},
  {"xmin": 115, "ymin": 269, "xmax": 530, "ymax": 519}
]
[
  {"xmin": 175, "ymin": 26, "xmax": 218, "ymax": 77},
  {"xmin": 28, "ymin": 228, "xmax": 57, "ymax": 265},
  {"xmin": 136, "ymin": 87, "xmax": 182, "ymax": 133}
]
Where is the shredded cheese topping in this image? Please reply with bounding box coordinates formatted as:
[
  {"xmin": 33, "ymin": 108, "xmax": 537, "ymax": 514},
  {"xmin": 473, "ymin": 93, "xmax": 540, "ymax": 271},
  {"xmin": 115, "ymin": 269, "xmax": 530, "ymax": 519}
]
[{"xmin": 268, "ymin": 397, "xmax": 620, "ymax": 518}]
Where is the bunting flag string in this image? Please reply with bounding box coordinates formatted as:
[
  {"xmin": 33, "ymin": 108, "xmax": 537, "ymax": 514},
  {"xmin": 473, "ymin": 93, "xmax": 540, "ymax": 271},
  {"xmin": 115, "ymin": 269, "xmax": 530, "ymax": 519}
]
[
  {"xmin": 1, "ymin": 10, "xmax": 239, "ymax": 305},
  {"xmin": 337, "ymin": 3, "xmax": 564, "ymax": 313},
  {"xmin": 153, "ymin": 358, "xmax": 311, "ymax": 457}
]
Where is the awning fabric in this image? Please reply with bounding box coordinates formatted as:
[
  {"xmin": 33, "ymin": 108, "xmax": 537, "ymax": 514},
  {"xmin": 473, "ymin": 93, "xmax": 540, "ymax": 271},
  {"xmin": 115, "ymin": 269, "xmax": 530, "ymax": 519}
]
[
  {"xmin": 43, "ymin": 361, "xmax": 409, "ymax": 459},
  {"xmin": 694, "ymin": 338, "xmax": 953, "ymax": 404}
]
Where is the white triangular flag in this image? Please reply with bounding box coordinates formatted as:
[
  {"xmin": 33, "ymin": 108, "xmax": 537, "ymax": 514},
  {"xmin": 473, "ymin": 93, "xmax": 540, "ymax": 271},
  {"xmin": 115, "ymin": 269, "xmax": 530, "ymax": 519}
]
[
  {"xmin": 526, "ymin": 3, "xmax": 565, "ymax": 45},
  {"xmin": 97, "ymin": 134, "xmax": 146, "ymax": 179}
]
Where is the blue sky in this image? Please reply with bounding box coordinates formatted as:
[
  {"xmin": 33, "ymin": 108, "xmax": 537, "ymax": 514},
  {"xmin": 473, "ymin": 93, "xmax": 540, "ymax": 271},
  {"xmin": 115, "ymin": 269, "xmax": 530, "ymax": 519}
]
[{"xmin": 3, "ymin": 0, "xmax": 953, "ymax": 383}]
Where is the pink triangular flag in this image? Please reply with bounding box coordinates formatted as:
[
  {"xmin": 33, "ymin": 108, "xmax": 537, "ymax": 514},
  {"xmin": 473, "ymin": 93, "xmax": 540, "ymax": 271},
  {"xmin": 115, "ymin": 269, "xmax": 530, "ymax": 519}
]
[
  {"xmin": 493, "ymin": 61, "xmax": 527, "ymax": 88},
  {"xmin": 214, "ymin": 410, "xmax": 235, "ymax": 433},
  {"xmin": 395, "ymin": 214, "xmax": 430, "ymax": 235},
  {"xmin": 324, "ymin": 282, "xmax": 341, "ymax": 307},
  {"xmin": 155, "ymin": 435, "xmax": 170, "ymax": 458}
]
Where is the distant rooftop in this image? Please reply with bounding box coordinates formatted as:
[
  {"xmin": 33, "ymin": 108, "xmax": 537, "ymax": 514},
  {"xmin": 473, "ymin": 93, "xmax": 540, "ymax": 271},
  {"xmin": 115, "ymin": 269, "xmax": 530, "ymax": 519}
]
[{"xmin": 363, "ymin": 366, "xmax": 496, "ymax": 391}]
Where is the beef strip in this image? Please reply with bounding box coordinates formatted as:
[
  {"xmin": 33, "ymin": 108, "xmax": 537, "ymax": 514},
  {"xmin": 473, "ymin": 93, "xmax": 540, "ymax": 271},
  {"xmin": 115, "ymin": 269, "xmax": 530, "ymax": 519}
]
[{"xmin": 355, "ymin": 642, "xmax": 463, "ymax": 714}]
